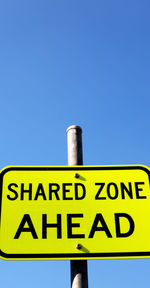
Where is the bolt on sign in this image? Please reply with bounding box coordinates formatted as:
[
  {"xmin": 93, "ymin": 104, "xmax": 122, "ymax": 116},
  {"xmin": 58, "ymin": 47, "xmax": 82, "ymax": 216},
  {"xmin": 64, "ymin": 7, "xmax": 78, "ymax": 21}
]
[{"xmin": 0, "ymin": 165, "xmax": 150, "ymax": 260}]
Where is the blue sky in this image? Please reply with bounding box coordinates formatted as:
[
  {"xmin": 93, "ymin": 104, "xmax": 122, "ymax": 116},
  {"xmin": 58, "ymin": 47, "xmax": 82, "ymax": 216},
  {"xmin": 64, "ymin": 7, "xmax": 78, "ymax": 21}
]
[{"xmin": 0, "ymin": 0, "xmax": 150, "ymax": 287}]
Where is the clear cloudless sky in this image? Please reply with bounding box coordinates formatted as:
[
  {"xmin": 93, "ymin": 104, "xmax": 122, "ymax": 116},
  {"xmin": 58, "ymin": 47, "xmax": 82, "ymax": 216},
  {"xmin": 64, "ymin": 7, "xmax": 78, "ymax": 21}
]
[{"xmin": 0, "ymin": 0, "xmax": 150, "ymax": 287}]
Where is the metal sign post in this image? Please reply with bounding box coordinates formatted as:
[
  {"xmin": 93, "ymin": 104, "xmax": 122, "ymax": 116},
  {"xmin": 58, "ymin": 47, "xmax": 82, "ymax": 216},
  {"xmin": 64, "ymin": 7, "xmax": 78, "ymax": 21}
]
[{"xmin": 67, "ymin": 125, "xmax": 88, "ymax": 288}]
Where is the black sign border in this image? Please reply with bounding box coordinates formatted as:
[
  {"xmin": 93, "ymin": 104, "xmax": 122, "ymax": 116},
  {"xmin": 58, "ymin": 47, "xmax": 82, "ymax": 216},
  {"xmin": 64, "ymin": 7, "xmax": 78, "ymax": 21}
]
[{"xmin": 0, "ymin": 165, "xmax": 150, "ymax": 260}]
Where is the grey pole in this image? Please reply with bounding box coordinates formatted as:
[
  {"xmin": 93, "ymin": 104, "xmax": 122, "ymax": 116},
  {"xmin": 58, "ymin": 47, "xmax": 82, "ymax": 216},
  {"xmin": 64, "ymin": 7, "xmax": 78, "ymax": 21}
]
[{"xmin": 67, "ymin": 125, "xmax": 88, "ymax": 288}]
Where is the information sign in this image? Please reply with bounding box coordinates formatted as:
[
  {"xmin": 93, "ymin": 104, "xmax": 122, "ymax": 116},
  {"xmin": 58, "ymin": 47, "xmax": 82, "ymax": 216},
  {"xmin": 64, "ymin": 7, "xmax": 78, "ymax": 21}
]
[{"xmin": 0, "ymin": 165, "xmax": 150, "ymax": 260}]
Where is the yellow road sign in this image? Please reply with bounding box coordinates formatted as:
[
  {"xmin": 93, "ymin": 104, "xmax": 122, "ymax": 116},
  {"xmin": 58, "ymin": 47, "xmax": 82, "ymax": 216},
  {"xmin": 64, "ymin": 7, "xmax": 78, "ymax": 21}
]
[{"xmin": 0, "ymin": 165, "xmax": 150, "ymax": 260}]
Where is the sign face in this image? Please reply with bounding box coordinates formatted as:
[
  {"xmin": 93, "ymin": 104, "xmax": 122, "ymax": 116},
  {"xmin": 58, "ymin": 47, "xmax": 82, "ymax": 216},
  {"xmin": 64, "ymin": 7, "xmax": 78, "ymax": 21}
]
[{"xmin": 0, "ymin": 165, "xmax": 150, "ymax": 260}]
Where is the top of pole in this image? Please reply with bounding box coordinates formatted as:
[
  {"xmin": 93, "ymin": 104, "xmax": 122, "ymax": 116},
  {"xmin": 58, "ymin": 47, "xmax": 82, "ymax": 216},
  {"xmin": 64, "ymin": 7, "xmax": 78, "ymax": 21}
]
[
  {"xmin": 66, "ymin": 125, "xmax": 82, "ymax": 134},
  {"xmin": 66, "ymin": 125, "xmax": 83, "ymax": 166}
]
